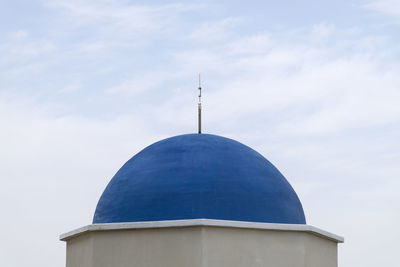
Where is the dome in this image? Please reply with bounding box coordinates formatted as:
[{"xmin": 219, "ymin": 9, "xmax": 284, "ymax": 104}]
[{"xmin": 93, "ymin": 134, "xmax": 306, "ymax": 224}]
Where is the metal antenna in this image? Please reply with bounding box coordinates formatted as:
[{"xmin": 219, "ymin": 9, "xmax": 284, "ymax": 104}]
[{"xmin": 198, "ymin": 73, "xmax": 202, "ymax": 134}]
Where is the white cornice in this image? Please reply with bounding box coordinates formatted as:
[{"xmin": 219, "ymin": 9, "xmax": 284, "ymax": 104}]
[{"xmin": 60, "ymin": 219, "xmax": 344, "ymax": 243}]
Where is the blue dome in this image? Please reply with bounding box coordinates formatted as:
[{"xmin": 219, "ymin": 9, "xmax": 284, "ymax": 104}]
[{"xmin": 93, "ymin": 134, "xmax": 306, "ymax": 224}]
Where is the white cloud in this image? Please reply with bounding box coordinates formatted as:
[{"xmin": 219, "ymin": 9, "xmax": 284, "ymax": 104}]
[
  {"xmin": 0, "ymin": 31, "xmax": 56, "ymax": 58},
  {"xmin": 0, "ymin": 31, "xmax": 56, "ymax": 78},
  {"xmin": 187, "ymin": 17, "xmax": 243, "ymax": 43},
  {"xmin": 226, "ymin": 33, "xmax": 271, "ymax": 55},
  {"xmin": 366, "ymin": 0, "xmax": 400, "ymax": 19},
  {"xmin": 311, "ymin": 22, "xmax": 336, "ymax": 41},
  {"xmin": 0, "ymin": 96, "xmax": 162, "ymax": 266},
  {"xmin": 45, "ymin": 0, "xmax": 197, "ymax": 37},
  {"xmin": 58, "ymin": 83, "xmax": 82, "ymax": 93},
  {"xmin": 163, "ymin": 27, "xmax": 400, "ymax": 137},
  {"xmin": 10, "ymin": 30, "xmax": 29, "ymax": 39},
  {"xmin": 106, "ymin": 71, "xmax": 173, "ymax": 96}
]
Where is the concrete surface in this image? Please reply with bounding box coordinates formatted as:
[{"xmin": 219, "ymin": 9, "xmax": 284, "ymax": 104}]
[
  {"xmin": 61, "ymin": 220, "xmax": 343, "ymax": 267},
  {"xmin": 60, "ymin": 219, "xmax": 344, "ymax": 242}
]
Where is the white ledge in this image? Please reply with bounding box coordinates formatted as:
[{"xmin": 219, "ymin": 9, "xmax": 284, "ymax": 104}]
[{"xmin": 60, "ymin": 219, "xmax": 344, "ymax": 243}]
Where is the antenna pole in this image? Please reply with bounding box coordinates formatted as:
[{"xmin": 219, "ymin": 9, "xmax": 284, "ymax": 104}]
[{"xmin": 198, "ymin": 73, "xmax": 202, "ymax": 134}]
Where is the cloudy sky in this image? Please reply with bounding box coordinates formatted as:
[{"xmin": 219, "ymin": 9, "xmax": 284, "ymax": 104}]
[{"xmin": 1, "ymin": 0, "xmax": 399, "ymax": 266}]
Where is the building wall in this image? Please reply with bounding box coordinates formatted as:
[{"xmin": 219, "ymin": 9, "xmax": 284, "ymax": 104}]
[
  {"xmin": 65, "ymin": 226, "xmax": 338, "ymax": 267},
  {"xmin": 202, "ymin": 226, "xmax": 337, "ymax": 267},
  {"xmin": 66, "ymin": 227, "xmax": 203, "ymax": 267},
  {"xmin": 66, "ymin": 232, "xmax": 93, "ymax": 267}
]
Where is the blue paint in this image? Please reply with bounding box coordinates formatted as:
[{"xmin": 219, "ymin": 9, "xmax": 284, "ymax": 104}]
[{"xmin": 93, "ymin": 134, "xmax": 306, "ymax": 224}]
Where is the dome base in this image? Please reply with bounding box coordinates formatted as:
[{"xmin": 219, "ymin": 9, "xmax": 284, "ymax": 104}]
[{"xmin": 61, "ymin": 219, "xmax": 343, "ymax": 267}]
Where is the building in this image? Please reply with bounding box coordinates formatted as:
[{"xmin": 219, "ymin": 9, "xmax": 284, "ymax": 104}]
[{"xmin": 60, "ymin": 133, "xmax": 343, "ymax": 267}]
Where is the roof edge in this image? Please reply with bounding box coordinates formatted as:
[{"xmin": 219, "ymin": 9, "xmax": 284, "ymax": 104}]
[{"xmin": 60, "ymin": 219, "xmax": 344, "ymax": 243}]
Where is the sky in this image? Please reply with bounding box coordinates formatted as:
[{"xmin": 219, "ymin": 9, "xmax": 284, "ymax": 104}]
[{"xmin": 0, "ymin": 0, "xmax": 399, "ymax": 266}]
